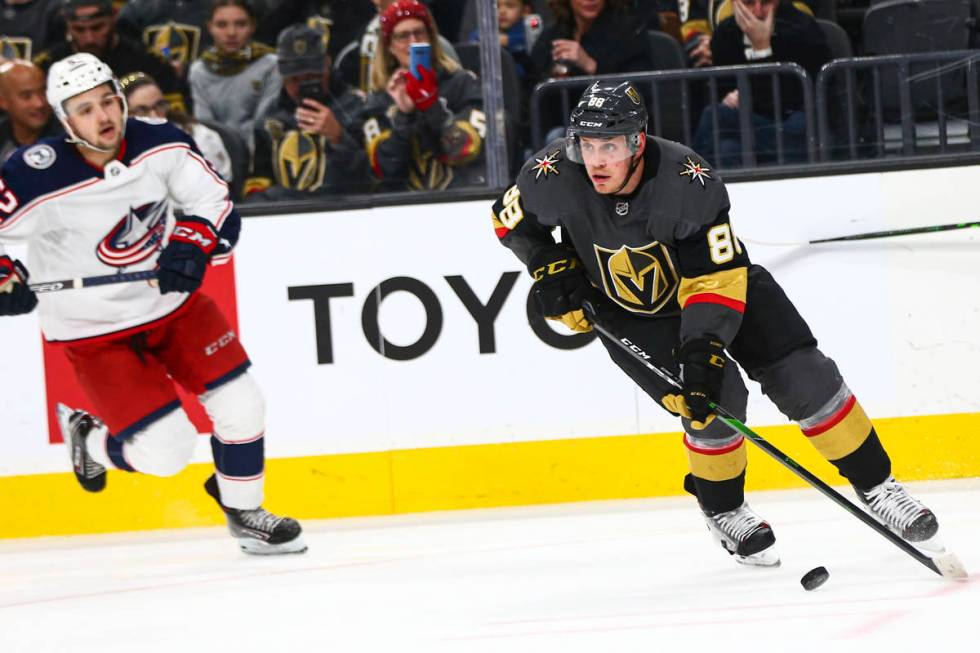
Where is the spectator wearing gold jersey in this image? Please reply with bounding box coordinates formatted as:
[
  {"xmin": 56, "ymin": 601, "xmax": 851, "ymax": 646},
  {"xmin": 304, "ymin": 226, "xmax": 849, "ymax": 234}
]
[
  {"xmin": 187, "ymin": 0, "xmax": 280, "ymax": 153},
  {"xmin": 361, "ymin": 0, "xmax": 485, "ymax": 191},
  {"xmin": 244, "ymin": 23, "xmax": 373, "ymax": 201}
]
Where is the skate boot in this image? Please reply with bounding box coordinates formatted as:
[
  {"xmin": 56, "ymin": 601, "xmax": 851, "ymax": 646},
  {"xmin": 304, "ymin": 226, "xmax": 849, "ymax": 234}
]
[
  {"xmin": 703, "ymin": 502, "xmax": 780, "ymax": 567},
  {"xmin": 855, "ymin": 475, "xmax": 939, "ymax": 545},
  {"xmin": 204, "ymin": 474, "xmax": 307, "ymax": 555},
  {"xmin": 57, "ymin": 403, "xmax": 106, "ymax": 493}
]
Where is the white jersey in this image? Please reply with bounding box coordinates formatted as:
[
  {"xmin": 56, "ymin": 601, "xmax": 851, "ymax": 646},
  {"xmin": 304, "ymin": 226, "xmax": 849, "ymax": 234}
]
[{"xmin": 0, "ymin": 118, "xmax": 240, "ymax": 341}]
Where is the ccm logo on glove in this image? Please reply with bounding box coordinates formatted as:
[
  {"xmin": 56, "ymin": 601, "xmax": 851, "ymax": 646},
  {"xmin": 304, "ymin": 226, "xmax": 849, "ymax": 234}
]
[{"xmin": 170, "ymin": 222, "xmax": 217, "ymax": 254}]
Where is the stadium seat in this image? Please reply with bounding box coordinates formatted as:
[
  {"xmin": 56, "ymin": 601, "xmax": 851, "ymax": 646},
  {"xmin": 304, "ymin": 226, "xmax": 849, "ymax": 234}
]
[
  {"xmin": 817, "ymin": 19, "xmax": 853, "ymax": 60},
  {"xmin": 863, "ymin": 0, "xmax": 973, "ymax": 55}
]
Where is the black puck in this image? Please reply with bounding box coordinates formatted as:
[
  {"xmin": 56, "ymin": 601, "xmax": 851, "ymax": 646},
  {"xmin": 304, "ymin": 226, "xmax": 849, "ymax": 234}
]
[{"xmin": 800, "ymin": 566, "xmax": 830, "ymax": 591}]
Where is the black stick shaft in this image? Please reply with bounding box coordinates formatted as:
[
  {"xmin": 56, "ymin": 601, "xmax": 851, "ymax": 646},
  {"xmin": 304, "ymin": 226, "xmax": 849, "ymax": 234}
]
[
  {"xmin": 29, "ymin": 270, "xmax": 158, "ymax": 294},
  {"xmin": 810, "ymin": 221, "xmax": 980, "ymax": 244},
  {"xmin": 584, "ymin": 313, "xmax": 943, "ymax": 577}
]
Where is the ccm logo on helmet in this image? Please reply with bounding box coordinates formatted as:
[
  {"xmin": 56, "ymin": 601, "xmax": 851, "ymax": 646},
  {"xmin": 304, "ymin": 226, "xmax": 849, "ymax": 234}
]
[{"xmin": 578, "ymin": 121, "xmax": 604, "ymax": 128}]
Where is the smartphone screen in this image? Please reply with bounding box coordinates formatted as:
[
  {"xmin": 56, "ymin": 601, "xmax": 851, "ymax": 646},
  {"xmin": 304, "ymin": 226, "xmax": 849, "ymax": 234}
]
[{"xmin": 409, "ymin": 43, "xmax": 432, "ymax": 80}]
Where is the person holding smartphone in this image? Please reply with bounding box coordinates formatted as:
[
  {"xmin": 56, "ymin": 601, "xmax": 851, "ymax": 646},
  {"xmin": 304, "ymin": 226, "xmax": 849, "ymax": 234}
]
[
  {"xmin": 361, "ymin": 0, "xmax": 487, "ymax": 192},
  {"xmin": 244, "ymin": 23, "xmax": 373, "ymax": 201}
]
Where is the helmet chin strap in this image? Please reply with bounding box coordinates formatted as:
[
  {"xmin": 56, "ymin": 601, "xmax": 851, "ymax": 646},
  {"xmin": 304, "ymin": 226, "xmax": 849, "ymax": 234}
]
[
  {"xmin": 611, "ymin": 151, "xmax": 642, "ymax": 195},
  {"xmin": 59, "ymin": 93, "xmax": 128, "ymax": 156},
  {"xmin": 610, "ymin": 132, "xmax": 644, "ymax": 195}
]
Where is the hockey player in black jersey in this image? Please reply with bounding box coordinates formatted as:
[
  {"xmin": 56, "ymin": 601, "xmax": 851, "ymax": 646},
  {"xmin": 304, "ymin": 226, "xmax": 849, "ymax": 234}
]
[{"xmin": 492, "ymin": 81, "xmax": 944, "ymax": 566}]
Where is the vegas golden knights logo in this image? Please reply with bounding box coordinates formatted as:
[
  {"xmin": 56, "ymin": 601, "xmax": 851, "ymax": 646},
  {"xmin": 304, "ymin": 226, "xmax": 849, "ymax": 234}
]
[
  {"xmin": 0, "ymin": 36, "xmax": 31, "ymax": 60},
  {"xmin": 145, "ymin": 22, "xmax": 202, "ymax": 66},
  {"xmin": 408, "ymin": 137, "xmax": 452, "ymax": 190},
  {"xmin": 267, "ymin": 119, "xmax": 326, "ymax": 191},
  {"xmin": 594, "ymin": 241, "xmax": 679, "ymax": 314}
]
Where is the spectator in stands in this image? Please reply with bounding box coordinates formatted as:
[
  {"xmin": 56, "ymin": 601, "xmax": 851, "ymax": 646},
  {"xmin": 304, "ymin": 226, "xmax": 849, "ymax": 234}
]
[
  {"xmin": 244, "ymin": 24, "xmax": 373, "ymax": 201},
  {"xmin": 680, "ymin": 0, "xmax": 714, "ymax": 67},
  {"xmin": 334, "ymin": 0, "xmax": 459, "ymax": 94},
  {"xmin": 117, "ymin": 0, "xmax": 215, "ymax": 79},
  {"xmin": 254, "ymin": 0, "xmax": 375, "ymax": 60},
  {"xmin": 34, "ymin": 0, "xmax": 191, "ymax": 112},
  {"xmin": 0, "ymin": 58, "xmax": 61, "ymax": 162},
  {"xmin": 120, "ymin": 71, "xmax": 233, "ymax": 182},
  {"xmin": 0, "ymin": 0, "xmax": 64, "ymax": 61},
  {"xmin": 188, "ymin": 0, "xmax": 280, "ymax": 153},
  {"xmin": 465, "ymin": 0, "xmax": 535, "ymax": 82},
  {"xmin": 529, "ymin": 0, "xmax": 654, "ymax": 81},
  {"xmin": 692, "ymin": 0, "xmax": 830, "ymax": 167},
  {"xmin": 362, "ymin": 0, "xmax": 485, "ymax": 191},
  {"xmin": 679, "ymin": 0, "xmax": 816, "ymax": 67}
]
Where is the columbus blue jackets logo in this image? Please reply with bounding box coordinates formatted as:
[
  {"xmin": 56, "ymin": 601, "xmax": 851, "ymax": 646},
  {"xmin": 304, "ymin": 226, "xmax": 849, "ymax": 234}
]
[
  {"xmin": 96, "ymin": 200, "xmax": 168, "ymax": 267},
  {"xmin": 594, "ymin": 241, "xmax": 679, "ymax": 314}
]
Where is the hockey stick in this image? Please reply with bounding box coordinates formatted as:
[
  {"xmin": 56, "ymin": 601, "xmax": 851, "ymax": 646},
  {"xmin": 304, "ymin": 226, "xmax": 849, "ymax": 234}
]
[
  {"xmin": 580, "ymin": 299, "xmax": 967, "ymax": 580},
  {"xmin": 28, "ymin": 270, "xmax": 158, "ymax": 294},
  {"xmin": 743, "ymin": 221, "xmax": 980, "ymax": 247}
]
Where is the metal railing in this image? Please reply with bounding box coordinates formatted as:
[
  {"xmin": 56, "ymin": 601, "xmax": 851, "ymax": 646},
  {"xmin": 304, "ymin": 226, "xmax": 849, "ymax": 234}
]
[
  {"xmin": 815, "ymin": 50, "xmax": 980, "ymax": 161},
  {"xmin": 529, "ymin": 63, "xmax": 817, "ymax": 169}
]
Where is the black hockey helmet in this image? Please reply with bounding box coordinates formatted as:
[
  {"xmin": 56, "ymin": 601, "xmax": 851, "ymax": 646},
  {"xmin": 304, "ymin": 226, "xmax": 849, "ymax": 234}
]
[{"xmin": 566, "ymin": 80, "xmax": 648, "ymax": 164}]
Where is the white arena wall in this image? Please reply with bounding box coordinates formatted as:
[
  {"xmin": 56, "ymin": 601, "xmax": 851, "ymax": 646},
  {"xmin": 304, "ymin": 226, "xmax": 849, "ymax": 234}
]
[{"xmin": 2, "ymin": 164, "xmax": 978, "ymax": 537}]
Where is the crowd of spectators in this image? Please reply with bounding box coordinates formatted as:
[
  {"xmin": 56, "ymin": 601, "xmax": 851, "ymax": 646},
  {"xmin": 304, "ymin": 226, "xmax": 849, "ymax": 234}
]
[{"xmin": 0, "ymin": 0, "xmax": 974, "ymax": 203}]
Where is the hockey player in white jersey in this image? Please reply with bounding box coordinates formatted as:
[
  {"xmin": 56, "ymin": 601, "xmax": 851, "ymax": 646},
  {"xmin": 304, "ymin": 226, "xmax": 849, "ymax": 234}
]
[{"xmin": 0, "ymin": 53, "xmax": 305, "ymax": 555}]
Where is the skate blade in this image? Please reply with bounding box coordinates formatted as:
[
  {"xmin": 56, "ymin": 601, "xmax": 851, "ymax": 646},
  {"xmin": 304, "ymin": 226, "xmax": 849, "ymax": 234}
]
[
  {"xmin": 912, "ymin": 534, "xmax": 946, "ymax": 554},
  {"xmin": 237, "ymin": 535, "xmax": 309, "ymax": 556},
  {"xmin": 735, "ymin": 547, "xmax": 781, "ymax": 568}
]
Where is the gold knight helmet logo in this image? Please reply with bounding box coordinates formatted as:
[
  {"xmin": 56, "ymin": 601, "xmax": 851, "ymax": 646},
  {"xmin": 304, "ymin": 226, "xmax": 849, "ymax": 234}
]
[
  {"xmin": 267, "ymin": 119, "xmax": 326, "ymax": 191},
  {"xmin": 145, "ymin": 22, "xmax": 202, "ymax": 66},
  {"xmin": 594, "ymin": 241, "xmax": 679, "ymax": 314}
]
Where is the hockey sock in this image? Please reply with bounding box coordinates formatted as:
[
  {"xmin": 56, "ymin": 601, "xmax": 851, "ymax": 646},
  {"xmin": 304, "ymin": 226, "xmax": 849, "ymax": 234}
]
[
  {"xmin": 798, "ymin": 395, "xmax": 891, "ymax": 489},
  {"xmin": 828, "ymin": 429, "xmax": 892, "ymax": 491},
  {"xmin": 210, "ymin": 433, "xmax": 265, "ymax": 510},
  {"xmin": 684, "ymin": 434, "xmax": 747, "ymax": 514}
]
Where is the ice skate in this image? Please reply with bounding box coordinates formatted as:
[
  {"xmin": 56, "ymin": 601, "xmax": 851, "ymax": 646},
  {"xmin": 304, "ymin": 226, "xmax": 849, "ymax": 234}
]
[
  {"xmin": 57, "ymin": 403, "xmax": 106, "ymax": 493},
  {"xmin": 703, "ymin": 502, "xmax": 780, "ymax": 567},
  {"xmin": 204, "ymin": 474, "xmax": 307, "ymax": 555},
  {"xmin": 855, "ymin": 475, "xmax": 941, "ymax": 549}
]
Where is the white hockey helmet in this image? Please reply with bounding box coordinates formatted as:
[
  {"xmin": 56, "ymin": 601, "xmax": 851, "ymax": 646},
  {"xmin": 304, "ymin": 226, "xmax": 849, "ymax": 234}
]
[{"xmin": 46, "ymin": 53, "xmax": 128, "ymax": 151}]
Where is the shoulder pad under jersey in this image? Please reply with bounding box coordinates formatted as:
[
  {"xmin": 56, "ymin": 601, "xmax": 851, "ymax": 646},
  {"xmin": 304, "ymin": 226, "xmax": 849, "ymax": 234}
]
[
  {"xmin": 515, "ymin": 139, "xmax": 590, "ymax": 220},
  {"xmin": 647, "ymin": 137, "xmax": 731, "ymax": 237}
]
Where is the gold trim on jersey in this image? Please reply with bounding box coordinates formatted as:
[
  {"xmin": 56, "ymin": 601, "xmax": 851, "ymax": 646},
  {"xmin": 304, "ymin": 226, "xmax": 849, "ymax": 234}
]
[
  {"xmin": 594, "ymin": 241, "xmax": 680, "ymax": 315},
  {"xmin": 677, "ymin": 266, "xmax": 747, "ymax": 309}
]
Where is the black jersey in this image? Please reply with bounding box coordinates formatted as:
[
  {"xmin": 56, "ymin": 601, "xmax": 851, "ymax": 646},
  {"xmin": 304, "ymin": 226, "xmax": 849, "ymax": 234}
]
[{"xmin": 492, "ymin": 136, "xmax": 751, "ymax": 346}]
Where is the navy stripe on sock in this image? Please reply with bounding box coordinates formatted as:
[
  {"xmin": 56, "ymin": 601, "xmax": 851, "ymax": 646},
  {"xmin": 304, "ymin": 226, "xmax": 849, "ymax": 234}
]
[
  {"xmin": 210, "ymin": 434, "xmax": 264, "ymax": 479},
  {"xmin": 106, "ymin": 436, "xmax": 136, "ymax": 472},
  {"xmin": 203, "ymin": 360, "xmax": 252, "ymax": 392}
]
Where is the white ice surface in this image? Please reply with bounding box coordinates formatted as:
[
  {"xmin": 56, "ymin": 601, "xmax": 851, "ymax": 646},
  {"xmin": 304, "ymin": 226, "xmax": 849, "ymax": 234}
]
[{"xmin": 2, "ymin": 480, "xmax": 978, "ymax": 652}]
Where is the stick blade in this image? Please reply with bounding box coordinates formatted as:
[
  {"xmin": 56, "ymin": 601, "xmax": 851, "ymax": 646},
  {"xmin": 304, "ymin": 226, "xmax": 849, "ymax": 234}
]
[{"xmin": 932, "ymin": 550, "xmax": 969, "ymax": 580}]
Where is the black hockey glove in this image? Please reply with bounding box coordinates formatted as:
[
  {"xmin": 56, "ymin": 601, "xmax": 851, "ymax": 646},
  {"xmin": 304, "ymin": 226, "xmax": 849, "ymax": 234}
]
[
  {"xmin": 157, "ymin": 218, "xmax": 218, "ymax": 294},
  {"xmin": 663, "ymin": 337, "xmax": 727, "ymax": 429},
  {"xmin": 0, "ymin": 255, "xmax": 38, "ymax": 316},
  {"xmin": 528, "ymin": 245, "xmax": 593, "ymax": 332}
]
